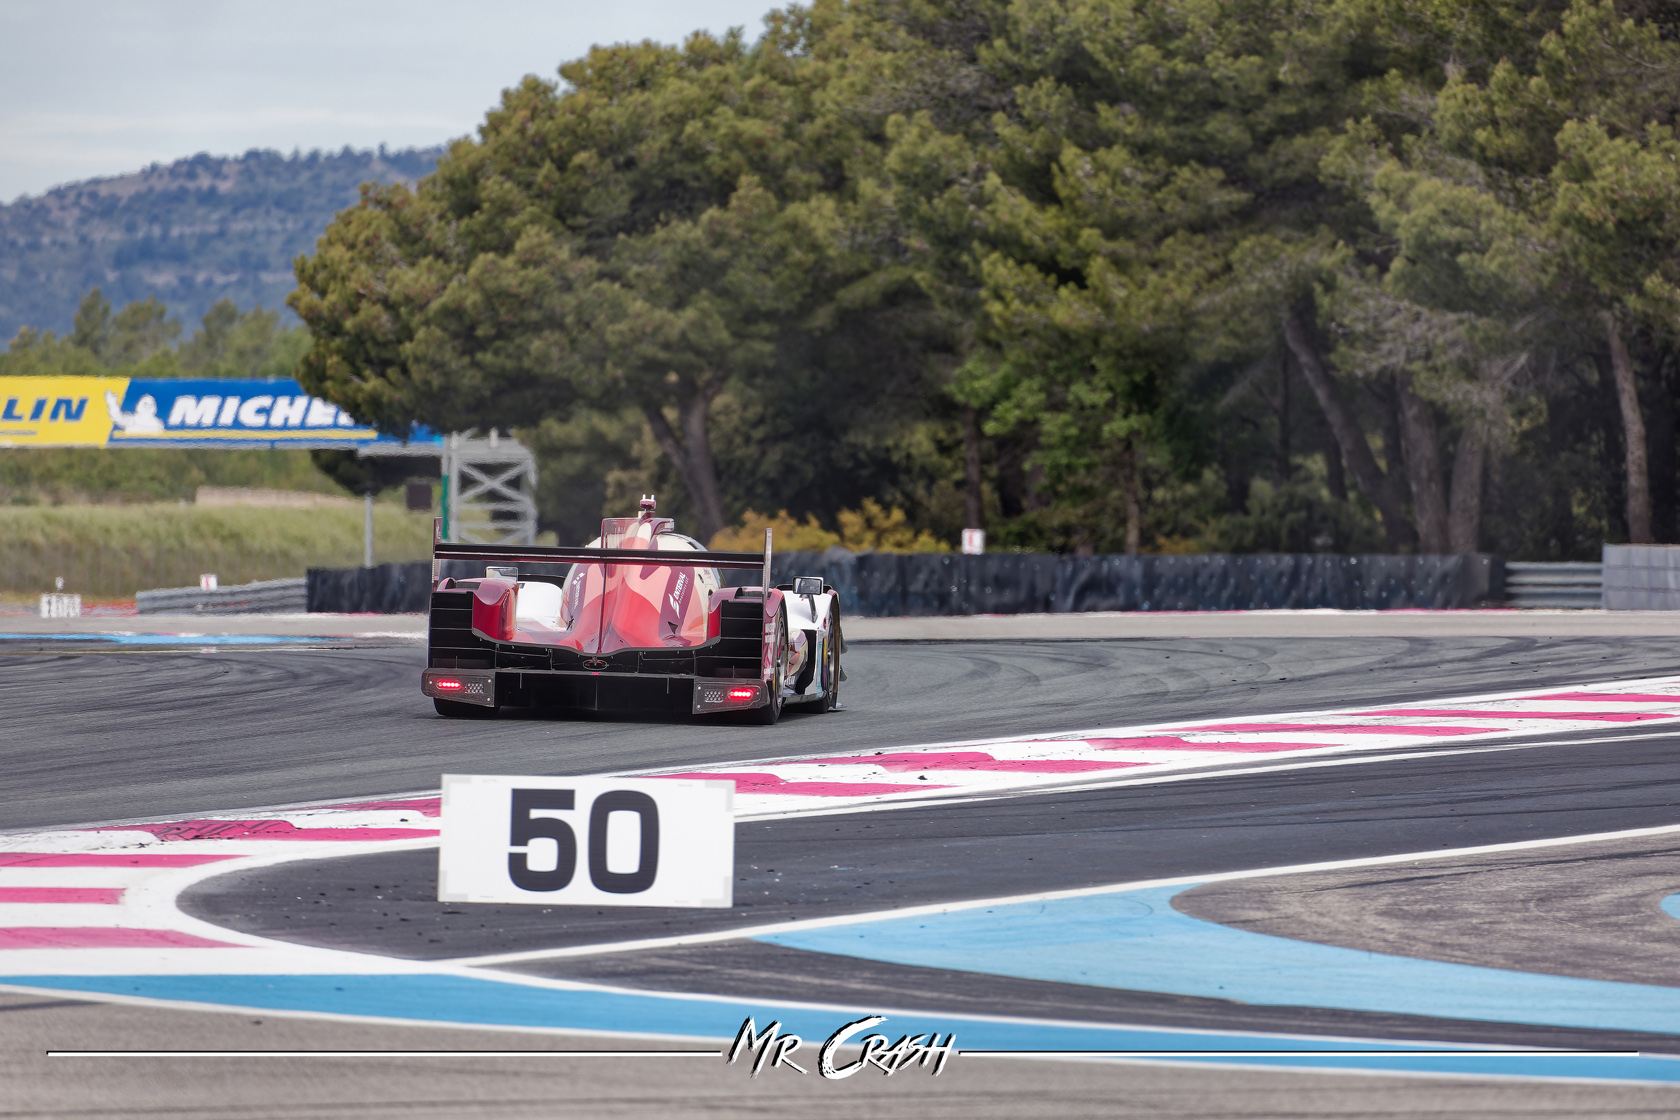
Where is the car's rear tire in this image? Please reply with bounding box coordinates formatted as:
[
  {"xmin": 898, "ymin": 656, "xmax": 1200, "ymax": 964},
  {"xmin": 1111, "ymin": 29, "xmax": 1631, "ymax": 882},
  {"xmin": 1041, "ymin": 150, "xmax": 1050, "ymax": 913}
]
[
  {"xmin": 434, "ymin": 698, "xmax": 498, "ymax": 718},
  {"xmin": 821, "ymin": 616, "xmax": 842, "ymax": 712},
  {"xmin": 753, "ymin": 611, "xmax": 787, "ymax": 725}
]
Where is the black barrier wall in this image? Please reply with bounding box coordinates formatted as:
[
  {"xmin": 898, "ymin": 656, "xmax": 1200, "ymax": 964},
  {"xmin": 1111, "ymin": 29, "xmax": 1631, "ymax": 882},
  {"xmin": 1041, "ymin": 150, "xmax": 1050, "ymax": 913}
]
[
  {"xmin": 306, "ymin": 559, "xmax": 570, "ymax": 613},
  {"xmin": 306, "ymin": 562, "xmax": 432, "ymax": 614},
  {"xmin": 308, "ymin": 552, "xmax": 1504, "ymax": 615},
  {"xmin": 734, "ymin": 550, "xmax": 1505, "ymax": 616}
]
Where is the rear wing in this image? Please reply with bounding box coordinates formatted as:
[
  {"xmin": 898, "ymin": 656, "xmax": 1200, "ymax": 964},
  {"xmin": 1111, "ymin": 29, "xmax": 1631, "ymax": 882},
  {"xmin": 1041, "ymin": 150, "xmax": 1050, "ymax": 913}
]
[{"xmin": 432, "ymin": 518, "xmax": 772, "ymax": 590}]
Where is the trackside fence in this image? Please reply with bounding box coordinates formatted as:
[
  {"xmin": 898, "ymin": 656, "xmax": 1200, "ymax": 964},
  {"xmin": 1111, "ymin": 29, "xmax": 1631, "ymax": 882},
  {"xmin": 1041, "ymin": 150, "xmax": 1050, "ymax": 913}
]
[
  {"xmin": 1504, "ymin": 561, "xmax": 1602, "ymax": 608},
  {"xmin": 306, "ymin": 552, "xmax": 1504, "ymax": 615}
]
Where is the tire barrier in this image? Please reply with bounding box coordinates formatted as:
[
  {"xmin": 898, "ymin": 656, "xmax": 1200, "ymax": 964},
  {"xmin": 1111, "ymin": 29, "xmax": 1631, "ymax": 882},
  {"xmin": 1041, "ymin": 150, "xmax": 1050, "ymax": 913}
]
[
  {"xmin": 308, "ymin": 551, "xmax": 1503, "ymax": 616},
  {"xmin": 137, "ymin": 577, "xmax": 307, "ymax": 615},
  {"xmin": 733, "ymin": 550, "xmax": 1505, "ymax": 617},
  {"xmin": 305, "ymin": 563, "xmax": 432, "ymax": 614},
  {"xmin": 306, "ymin": 560, "xmax": 585, "ymax": 613}
]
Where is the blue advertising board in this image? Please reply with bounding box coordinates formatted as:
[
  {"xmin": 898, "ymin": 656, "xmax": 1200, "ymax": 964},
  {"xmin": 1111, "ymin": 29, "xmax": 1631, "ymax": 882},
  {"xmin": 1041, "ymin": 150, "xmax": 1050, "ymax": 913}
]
[{"xmin": 0, "ymin": 376, "xmax": 441, "ymax": 450}]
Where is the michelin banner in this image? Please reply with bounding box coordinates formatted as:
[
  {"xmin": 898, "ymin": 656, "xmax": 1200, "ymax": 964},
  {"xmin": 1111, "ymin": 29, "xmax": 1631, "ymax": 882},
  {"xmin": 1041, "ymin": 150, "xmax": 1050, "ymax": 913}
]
[{"xmin": 0, "ymin": 377, "xmax": 439, "ymax": 450}]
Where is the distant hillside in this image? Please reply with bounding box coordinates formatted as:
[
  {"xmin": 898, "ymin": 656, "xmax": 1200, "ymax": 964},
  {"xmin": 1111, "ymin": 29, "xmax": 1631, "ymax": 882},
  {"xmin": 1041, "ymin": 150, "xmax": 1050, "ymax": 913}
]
[{"xmin": 0, "ymin": 146, "xmax": 440, "ymax": 341}]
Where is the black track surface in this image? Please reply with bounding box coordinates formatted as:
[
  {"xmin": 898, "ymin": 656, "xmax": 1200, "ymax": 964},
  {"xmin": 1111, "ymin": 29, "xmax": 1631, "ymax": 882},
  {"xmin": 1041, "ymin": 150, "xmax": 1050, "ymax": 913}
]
[
  {"xmin": 8, "ymin": 635, "xmax": 1680, "ymax": 831},
  {"xmin": 183, "ymin": 723, "xmax": 1680, "ymax": 957},
  {"xmin": 6, "ymin": 631, "xmax": 1676, "ymax": 1063},
  {"xmin": 181, "ymin": 704, "xmax": 1680, "ymax": 1051}
]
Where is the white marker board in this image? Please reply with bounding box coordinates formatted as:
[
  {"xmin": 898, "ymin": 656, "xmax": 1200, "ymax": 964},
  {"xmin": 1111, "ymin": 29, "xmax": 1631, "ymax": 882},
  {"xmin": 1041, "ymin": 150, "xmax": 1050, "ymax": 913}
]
[{"xmin": 438, "ymin": 775, "xmax": 734, "ymax": 908}]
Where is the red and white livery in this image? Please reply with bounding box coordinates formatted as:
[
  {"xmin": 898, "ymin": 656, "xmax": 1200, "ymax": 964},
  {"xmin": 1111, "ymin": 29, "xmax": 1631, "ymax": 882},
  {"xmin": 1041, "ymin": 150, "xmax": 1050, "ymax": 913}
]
[{"xmin": 421, "ymin": 497, "xmax": 843, "ymax": 724}]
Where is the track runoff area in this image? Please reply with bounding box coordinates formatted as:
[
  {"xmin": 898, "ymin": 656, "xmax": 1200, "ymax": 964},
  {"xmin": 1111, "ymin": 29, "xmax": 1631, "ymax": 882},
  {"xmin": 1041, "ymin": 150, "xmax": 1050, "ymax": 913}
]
[{"xmin": 4, "ymin": 617, "xmax": 1680, "ymax": 1116}]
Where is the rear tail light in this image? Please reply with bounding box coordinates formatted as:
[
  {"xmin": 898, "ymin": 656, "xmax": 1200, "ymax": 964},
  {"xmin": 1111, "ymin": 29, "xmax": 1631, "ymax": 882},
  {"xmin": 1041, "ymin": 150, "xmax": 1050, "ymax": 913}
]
[
  {"xmin": 696, "ymin": 682, "xmax": 761, "ymax": 712},
  {"xmin": 422, "ymin": 670, "xmax": 492, "ymax": 704}
]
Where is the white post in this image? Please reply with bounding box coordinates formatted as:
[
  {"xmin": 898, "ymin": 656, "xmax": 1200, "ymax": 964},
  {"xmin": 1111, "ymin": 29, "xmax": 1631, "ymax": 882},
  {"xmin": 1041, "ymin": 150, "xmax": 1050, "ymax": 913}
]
[
  {"xmin": 444, "ymin": 433, "xmax": 459, "ymax": 543},
  {"xmin": 364, "ymin": 492, "xmax": 375, "ymax": 568}
]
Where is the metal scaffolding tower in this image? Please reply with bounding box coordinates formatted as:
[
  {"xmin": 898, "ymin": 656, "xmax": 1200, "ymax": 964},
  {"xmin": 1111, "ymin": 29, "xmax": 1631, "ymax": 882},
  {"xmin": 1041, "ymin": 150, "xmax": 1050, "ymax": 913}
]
[
  {"xmin": 355, "ymin": 428, "xmax": 539, "ymax": 550},
  {"xmin": 437, "ymin": 431, "xmax": 539, "ymax": 545}
]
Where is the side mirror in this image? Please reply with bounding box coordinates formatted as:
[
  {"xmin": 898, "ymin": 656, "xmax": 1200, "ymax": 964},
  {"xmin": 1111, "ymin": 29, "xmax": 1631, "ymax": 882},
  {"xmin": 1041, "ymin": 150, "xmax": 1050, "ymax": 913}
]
[{"xmin": 793, "ymin": 576, "xmax": 824, "ymax": 597}]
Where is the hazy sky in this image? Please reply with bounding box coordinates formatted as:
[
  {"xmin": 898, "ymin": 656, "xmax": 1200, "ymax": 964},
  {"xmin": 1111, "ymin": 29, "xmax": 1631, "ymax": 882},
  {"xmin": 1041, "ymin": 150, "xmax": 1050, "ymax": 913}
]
[{"xmin": 0, "ymin": 0, "xmax": 782, "ymax": 203}]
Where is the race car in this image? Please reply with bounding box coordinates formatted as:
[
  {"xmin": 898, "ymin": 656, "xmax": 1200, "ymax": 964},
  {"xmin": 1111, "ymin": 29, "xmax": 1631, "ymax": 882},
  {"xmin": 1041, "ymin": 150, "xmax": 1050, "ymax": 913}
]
[{"xmin": 421, "ymin": 497, "xmax": 843, "ymax": 723}]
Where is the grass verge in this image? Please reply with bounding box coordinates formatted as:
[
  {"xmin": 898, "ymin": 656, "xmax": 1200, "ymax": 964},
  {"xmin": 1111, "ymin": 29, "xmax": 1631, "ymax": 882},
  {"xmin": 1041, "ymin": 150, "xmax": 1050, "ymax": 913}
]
[{"xmin": 0, "ymin": 503, "xmax": 436, "ymax": 598}]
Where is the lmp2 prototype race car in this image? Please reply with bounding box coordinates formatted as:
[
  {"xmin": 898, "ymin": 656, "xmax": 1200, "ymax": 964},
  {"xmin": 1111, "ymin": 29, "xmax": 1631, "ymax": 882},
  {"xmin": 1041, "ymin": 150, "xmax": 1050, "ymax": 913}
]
[{"xmin": 420, "ymin": 497, "xmax": 843, "ymax": 723}]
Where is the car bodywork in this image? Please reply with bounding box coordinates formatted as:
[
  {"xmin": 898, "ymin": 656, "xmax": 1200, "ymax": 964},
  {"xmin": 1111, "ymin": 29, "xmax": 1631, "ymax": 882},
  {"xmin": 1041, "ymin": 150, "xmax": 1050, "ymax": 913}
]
[{"xmin": 421, "ymin": 501, "xmax": 843, "ymax": 723}]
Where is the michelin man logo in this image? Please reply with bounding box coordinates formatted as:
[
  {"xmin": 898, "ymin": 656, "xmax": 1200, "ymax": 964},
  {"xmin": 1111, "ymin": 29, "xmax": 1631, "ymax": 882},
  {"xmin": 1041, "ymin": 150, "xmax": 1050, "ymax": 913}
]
[{"xmin": 105, "ymin": 391, "xmax": 165, "ymax": 433}]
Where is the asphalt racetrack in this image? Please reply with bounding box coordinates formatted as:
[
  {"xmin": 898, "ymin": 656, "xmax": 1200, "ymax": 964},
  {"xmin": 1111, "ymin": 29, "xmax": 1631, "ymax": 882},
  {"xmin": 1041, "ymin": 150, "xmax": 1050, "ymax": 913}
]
[
  {"xmin": 5, "ymin": 623, "xmax": 1680, "ymax": 1117},
  {"xmin": 7, "ymin": 631, "xmax": 1680, "ymax": 830}
]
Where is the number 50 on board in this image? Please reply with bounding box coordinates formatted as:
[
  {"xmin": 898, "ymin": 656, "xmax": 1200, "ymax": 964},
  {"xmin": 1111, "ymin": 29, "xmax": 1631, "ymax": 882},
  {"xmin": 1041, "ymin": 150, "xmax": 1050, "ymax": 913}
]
[{"xmin": 438, "ymin": 775, "xmax": 735, "ymax": 908}]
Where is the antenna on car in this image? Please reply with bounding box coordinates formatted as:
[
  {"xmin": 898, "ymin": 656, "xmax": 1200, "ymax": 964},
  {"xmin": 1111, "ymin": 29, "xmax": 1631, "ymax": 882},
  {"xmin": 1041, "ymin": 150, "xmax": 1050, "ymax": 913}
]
[{"xmin": 639, "ymin": 494, "xmax": 657, "ymax": 513}]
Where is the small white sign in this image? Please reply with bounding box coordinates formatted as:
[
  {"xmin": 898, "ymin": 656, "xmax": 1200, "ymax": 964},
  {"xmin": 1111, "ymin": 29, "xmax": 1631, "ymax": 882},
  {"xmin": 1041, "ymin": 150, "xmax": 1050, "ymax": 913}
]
[
  {"xmin": 961, "ymin": 528, "xmax": 985, "ymax": 555},
  {"xmin": 438, "ymin": 775, "xmax": 734, "ymax": 908},
  {"xmin": 37, "ymin": 593, "xmax": 81, "ymax": 619}
]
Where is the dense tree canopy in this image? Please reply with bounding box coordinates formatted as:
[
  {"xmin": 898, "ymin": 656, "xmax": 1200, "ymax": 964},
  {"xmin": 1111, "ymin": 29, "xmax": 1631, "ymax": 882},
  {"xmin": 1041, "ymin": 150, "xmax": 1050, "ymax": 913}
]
[
  {"xmin": 3, "ymin": 291, "xmax": 308, "ymax": 380},
  {"xmin": 288, "ymin": 0, "xmax": 1680, "ymax": 557},
  {"xmin": 291, "ymin": 20, "xmax": 923, "ymax": 541}
]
